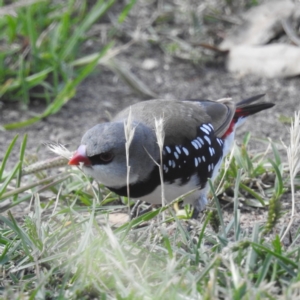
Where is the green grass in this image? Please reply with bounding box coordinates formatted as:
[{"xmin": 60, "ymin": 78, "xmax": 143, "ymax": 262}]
[
  {"xmin": 1, "ymin": 1, "xmax": 300, "ymax": 298},
  {"xmin": 1, "ymin": 126, "xmax": 299, "ymax": 298},
  {"xmin": 0, "ymin": 0, "xmax": 135, "ymax": 129}
]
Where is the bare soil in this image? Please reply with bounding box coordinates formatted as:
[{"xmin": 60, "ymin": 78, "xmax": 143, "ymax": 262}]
[{"xmin": 1, "ymin": 53, "xmax": 297, "ymax": 159}]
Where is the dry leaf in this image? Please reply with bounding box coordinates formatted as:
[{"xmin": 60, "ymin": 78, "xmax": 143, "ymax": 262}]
[
  {"xmin": 220, "ymin": 0, "xmax": 295, "ymax": 50},
  {"xmin": 227, "ymin": 44, "xmax": 300, "ymax": 78},
  {"xmin": 108, "ymin": 213, "xmax": 130, "ymax": 226}
]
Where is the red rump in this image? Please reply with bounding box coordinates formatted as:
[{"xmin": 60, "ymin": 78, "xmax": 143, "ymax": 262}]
[{"xmin": 222, "ymin": 95, "xmax": 274, "ymax": 138}]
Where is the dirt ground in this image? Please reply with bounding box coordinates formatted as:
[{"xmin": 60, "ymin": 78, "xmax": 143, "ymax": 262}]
[
  {"xmin": 1, "ymin": 1, "xmax": 300, "ymax": 241},
  {"xmin": 1, "ymin": 51, "xmax": 297, "ymax": 160}
]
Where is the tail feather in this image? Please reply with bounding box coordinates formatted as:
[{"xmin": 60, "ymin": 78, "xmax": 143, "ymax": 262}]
[
  {"xmin": 235, "ymin": 94, "xmax": 275, "ymax": 118},
  {"xmin": 222, "ymin": 95, "xmax": 275, "ymax": 138},
  {"xmin": 236, "ymin": 94, "xmax": 265, "ymax": 107},
  {"xmin": 235, "ymin": 102, "xmax": 275, "ymax": 118}
]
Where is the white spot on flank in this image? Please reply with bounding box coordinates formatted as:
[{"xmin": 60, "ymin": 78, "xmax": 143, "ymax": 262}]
[
  {"xmin": 191, "ymin": 141, "xmax": 199, "ymax": 150},
  {"xmin": 204, "ymin": 135, "xmax": 211, "ymax": 145},
  {"xmin": 194, "ymin": 139, "xmax": 202, "ymax": 148},
  {"xmin": 200, "ymin": 126, "xmax": 209, "ymax": 135},
  {"xmin": 217, "ymin": 138, "xmax": 223, "ymax": 146},
  {"xmin": 197, "ymin": 137, "xmax": 204, "ymax": 146},
  {"xmin": 198, "ymin": 157, "xmax": 201, "ymax": 163},
  {"xmin": 163, "ymin": 150, "xmax": 166, "ymax": 156},
  {"xmin": 202, "ymin": 124, "xmax": 211, "ymax": 132},
  {"xmin": 208, "ymin": 164, "xmax": 211, "ymax": 172},
  {"xmin": 172, "ymin": 160, "xmax": 176, "ymax": 168},
  {"xmin": 182, "ymin": 147, "xmax": 189, "ymax": 156},
  {"xmin": 194, "ymin": 157, "xmax": 198, "ymax": 167},
  {"xmin": 202, "ymin": 156, "xmax": 206, "ymax": 162},
  {"xmin": 168, "ymin": 160, "xmax": 172, "ymax": 167},
  {"xmin": 209, "ymin": 147, "xmax": 213, "ymax": 156},
  {"xmin": 175, "ymin": 146, "xmax": 181, "ymax": 154},
  {"xmin": 184, "ymin": 160, "xmax": 186, "ymax": 163},
  {"xmin": 174, "ymin": 152, "xmax": 179, "ymax": 159},
  {"xmin": 208, "ymin": 123, "xmax": 214, "ymax": 130},
  {"xmin": 166, "ymin": 146, "xmax": 171, "ymax": 153}
]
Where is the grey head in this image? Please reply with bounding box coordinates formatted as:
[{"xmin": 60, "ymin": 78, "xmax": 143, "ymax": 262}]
[{"xmin": 78, "ymin": 121, "xmax": 160, "ymax": 188}]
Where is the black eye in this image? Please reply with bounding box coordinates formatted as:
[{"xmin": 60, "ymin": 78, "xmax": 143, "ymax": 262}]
[
  {"xmin": 88, "ymin": 151, "xmax": 114, "ymax": 165},
  {"xmin": 99, "ymin": 152, "xmax": 114, "ymax": 163}
]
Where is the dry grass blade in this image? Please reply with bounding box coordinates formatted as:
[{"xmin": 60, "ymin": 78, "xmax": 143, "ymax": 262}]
[
  {"xmin": 154, "ymin": 117, "xmax": 166, "ymax": 214},
  {"xmin": 281, "ymin": 111, "xmax": 300, "ymax": 242},
  {"xmin": 46, "ymin": 142, "xmax": 73, "ymax": 159},
  {"xmin": 21, "ymin": 143, "xmax": 73, "ymax": 175},
  {"xmin": 104, "ymin": 58, "xmax": 158, "ymax": 99},
  {"xmin": 215, "ymin": 143, "xmax": 235, "ymax": 195},
  {"xmin": 73, "ymin": 40, "xmax": 134, "ymax": 67},
  {"xmin": 124, "ymin": 108, "xmax": 136, "ymax": 211},
  {"xmin": 22, "ymin": 157, "xmax": 69, "ymax": 175},
  {"xmin": 216, "ymin": 97, "xmax": 232, "ymax": 103}
]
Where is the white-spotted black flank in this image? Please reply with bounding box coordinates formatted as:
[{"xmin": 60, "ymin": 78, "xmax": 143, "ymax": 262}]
[{"xmin": 162, "ymin": 123, "xmax": 224, "ymax": 188}]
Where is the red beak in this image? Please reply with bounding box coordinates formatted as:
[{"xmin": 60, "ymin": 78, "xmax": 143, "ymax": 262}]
[{"xmin": 68, "ymin": 145, "xmax": 92, "ymax": 166}]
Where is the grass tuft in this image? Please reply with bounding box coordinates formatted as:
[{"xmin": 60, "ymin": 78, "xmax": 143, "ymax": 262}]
[
  {"xmin": 0, "ymin": 0, "xmax": 135, "ymax": 129},
  {"xmin": 1, "ymin": 119, "xmax": 297, "ymax": 298},
  {"xmin": 0, "ymin": 3, "xmax": 299, "ymax": 295}
]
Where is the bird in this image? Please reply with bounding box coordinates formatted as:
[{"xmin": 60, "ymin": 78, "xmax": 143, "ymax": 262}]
[{"xmin": 68, "ymin": 95, "xmax": 274, "ymax": 217}]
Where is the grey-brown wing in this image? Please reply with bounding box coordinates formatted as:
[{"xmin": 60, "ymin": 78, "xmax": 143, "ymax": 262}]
[{"xmin": 113, "ymin": 99, "xmax": 235, "ymax": 144}]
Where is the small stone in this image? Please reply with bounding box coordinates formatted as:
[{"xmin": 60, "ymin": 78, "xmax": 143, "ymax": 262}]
[{"xmin": 142, "ymin": 59, "xmax": 159, "ymax": 70}]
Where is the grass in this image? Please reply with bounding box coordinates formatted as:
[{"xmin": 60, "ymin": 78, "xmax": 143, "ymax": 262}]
[
  {"xmin": 1, "ymin": 0, "xmax": 300, "ymax": 298},
  {"xmin": 0, "ymin": 0, "xmax": 135, "ymax": 130},
  {"xmin": 1, "ymin": 118, "xmax": 299, "ymax": 298}
]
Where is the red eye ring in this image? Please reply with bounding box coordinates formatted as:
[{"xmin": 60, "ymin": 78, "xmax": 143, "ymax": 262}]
[{"xmin": 99, "ymin": 152, "xmax": 114, "ymax": 162}]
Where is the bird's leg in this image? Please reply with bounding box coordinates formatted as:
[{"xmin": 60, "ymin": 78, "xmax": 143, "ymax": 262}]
[
  {"xmin": 192, "ymin": 193, "xmax": 208, "ymax": 219},
  {"xmin": 130, "ymin": 201, "xmax": 156, "ymax": 219},
  {"xmin": 191, "ymin": 207, "xmax": 201, "ymax": 219},
  {"xmin": 137, "ymin": 204, "xmax": 156, "ymax": 217},
  {"xmin": 130, "ymin": 199, "xmax": 142, "ymax": 219}
]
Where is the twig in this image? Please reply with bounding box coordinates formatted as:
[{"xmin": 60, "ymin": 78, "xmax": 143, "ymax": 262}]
[{"xmin": 281, "ymin": 19, "xmax": 300, "ymax": 47}]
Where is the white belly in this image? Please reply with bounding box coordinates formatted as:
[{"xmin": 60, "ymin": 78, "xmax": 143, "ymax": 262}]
[
  {"xmin": 137, "ymin": 174, "xmax": 201, "ymax": 205},
  {"xmin": 136, "ymin": 156, "xmax": 223, "ymax": 212}
]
